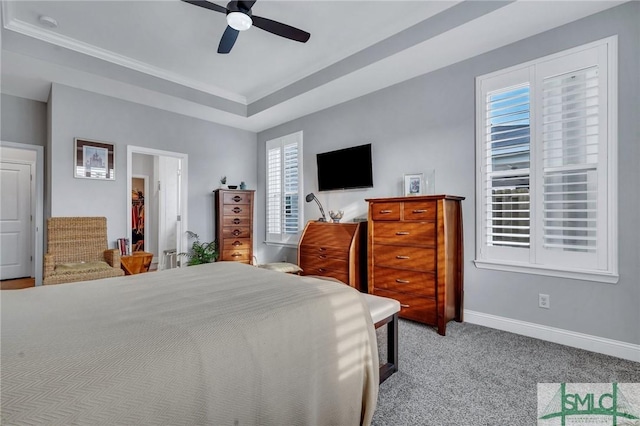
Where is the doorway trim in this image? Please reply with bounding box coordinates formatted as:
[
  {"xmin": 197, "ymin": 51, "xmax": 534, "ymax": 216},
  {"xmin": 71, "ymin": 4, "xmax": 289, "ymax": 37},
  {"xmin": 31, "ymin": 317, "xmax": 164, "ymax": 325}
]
[
  {"xmin": 0, "ymin": 141, "xmax": 44, "ymax": 285},
  {"xmin": 126, "ymin": 145, "xmax": 188, "ymax": 263}
]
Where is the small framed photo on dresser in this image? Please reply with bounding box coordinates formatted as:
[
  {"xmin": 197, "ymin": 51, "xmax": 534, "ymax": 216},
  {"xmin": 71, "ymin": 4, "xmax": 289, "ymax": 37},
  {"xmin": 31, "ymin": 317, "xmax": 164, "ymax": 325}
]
[{"xmin": 403, "ymin": 173, "xmax": 423, "ymax": 196}]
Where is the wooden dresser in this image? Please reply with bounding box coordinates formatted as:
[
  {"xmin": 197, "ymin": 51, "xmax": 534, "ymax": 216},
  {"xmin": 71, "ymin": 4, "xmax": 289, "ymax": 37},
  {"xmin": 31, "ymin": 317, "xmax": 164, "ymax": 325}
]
[
  {"xmin": 214, "ymin": 189, "xmax": 255, "ymax": 264},
  {"xmin": 297, "ymin": 221, "xmax": 367, "ymax": 291},
  {"xmin": 366, "ymin": 195, "xmax": 464, "ymax": 335}
]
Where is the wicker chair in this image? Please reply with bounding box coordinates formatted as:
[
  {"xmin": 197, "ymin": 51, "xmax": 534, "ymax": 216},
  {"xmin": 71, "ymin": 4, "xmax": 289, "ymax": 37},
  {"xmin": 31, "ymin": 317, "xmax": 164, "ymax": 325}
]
[{"xmin": 43, "ymin": 217, "xmax": 124, "ymax": 285}]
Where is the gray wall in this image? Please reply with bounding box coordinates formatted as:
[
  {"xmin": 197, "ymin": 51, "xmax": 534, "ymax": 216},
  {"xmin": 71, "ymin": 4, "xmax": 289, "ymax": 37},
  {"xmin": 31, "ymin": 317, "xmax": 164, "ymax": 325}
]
[
  {"xmin": 1, "ymin": 94, "xmax": 47, "ymax": 146},
  {"xmin": 257, "ymin": 3, "xmax": 640, "ymax": 345},
  {"xmin": 48, "ymin": 83, "xmax": 257, "ymax": 249}
]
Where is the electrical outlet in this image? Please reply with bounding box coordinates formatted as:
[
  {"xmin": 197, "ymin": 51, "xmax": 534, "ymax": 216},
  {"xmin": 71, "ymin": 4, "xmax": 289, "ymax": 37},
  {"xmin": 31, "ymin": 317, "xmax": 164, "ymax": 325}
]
[{"xmin": 539, "ymin": 293, "xmax": 550, "ymax": 309}]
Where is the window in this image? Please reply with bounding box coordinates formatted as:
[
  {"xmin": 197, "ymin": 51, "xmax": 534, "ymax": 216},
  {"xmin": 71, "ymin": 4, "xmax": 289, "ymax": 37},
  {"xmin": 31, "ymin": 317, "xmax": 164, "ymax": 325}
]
[
  {"xmin": 475, "ymin": 37, "xmax": 617, "ymax": 283},
  {"xmin": 266, "ymin": 131, "xmax": 303, "ymax": 245}
]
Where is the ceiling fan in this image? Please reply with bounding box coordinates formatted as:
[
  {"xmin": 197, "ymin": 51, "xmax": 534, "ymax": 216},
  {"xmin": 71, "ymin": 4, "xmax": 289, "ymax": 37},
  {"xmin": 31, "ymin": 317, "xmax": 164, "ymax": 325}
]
[{"xmin": 182, "ymin": 0, "xmax": 310, "ymax": 54}]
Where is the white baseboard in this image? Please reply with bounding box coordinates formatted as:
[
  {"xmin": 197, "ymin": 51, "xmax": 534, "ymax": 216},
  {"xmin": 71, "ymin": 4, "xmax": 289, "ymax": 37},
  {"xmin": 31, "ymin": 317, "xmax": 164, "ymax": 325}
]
[{"xmin": 464, "ymin": 310, "xmax": 640, "ymax": 363}]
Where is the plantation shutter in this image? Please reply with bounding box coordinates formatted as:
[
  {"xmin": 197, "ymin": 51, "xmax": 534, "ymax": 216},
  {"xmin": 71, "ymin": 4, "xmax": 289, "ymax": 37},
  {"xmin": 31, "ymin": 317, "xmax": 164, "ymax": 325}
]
[
  {"xmin": 484, "ymin": 84, "xmax": 531, "ymax": 251},
  {"xmin": 534, "ymin": 44, "xmax": 607, "ymax": 270},
  {"xmin": 266, "ymin": 145, "xmax": 282, "ymax": 235},
  {"xmin": 266, "ymin": 132, "xmax": 303, "ymax": 244},
  {"xmin": 476, "ymin": 37, "xmax": 616, "ymax": 281},
  {"xmin": 283, "ymin": 141, "xmax": 300, "ymax": 235}
]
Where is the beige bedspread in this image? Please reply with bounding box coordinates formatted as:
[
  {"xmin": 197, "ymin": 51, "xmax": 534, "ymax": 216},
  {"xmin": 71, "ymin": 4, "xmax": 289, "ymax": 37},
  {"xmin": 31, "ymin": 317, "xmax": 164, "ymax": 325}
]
[{"xmin": 1, "ymin": 262, "xmax": 378, "ymax": 425}]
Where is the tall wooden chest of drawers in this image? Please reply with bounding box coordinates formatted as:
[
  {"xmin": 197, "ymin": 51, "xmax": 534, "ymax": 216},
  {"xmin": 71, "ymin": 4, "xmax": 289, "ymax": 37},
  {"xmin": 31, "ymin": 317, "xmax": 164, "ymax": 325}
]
[
  {"xmin": 366, "ymin": 195, "xmax": 464, "ymax": 335},
  {"xmin": 297, "ymin": 221, "xmax": 367, "ymax": 292},
  {"xmin": 215, "ymin": 189, "xmax": 255, "ymax": 264}
]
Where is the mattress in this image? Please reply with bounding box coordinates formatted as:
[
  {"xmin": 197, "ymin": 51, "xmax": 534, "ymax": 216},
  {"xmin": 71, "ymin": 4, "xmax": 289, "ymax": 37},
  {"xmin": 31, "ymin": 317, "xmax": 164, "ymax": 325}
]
[{"xmin": 1, "ymin": 261, "xmax": 378, "ymax": 425}]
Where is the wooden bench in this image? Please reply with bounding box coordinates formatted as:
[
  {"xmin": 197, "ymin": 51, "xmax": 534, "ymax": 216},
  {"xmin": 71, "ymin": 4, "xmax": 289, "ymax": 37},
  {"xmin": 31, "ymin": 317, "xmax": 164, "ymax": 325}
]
[{"xmin": 363, "ymin": 293, "xmax": 400, "ymax": 383}]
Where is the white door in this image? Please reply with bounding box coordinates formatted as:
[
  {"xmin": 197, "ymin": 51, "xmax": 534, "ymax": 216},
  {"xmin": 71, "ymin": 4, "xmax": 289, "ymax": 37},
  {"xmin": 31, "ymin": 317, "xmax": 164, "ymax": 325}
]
[
  {"xmin": 157, "ymin": 156, "xmax": 182, "ymax": 269},
  {"xmin": 0, "ymin": 162, "xmax": 32, "ymax": 279}
]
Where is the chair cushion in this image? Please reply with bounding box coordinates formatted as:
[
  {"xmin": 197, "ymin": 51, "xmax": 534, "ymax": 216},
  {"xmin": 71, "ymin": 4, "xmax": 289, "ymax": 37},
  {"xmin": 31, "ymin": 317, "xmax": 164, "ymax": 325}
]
[
  {"xmin": 258, "ymin": 262, "xmax": 302, "ymax": 274},
  {"xmin": 362, "ymin": 293, "xmax": 401, "ymax": 324},
  {"xmin": 55, "ymin": 261, "xmax": 114, "ymax": 274}
]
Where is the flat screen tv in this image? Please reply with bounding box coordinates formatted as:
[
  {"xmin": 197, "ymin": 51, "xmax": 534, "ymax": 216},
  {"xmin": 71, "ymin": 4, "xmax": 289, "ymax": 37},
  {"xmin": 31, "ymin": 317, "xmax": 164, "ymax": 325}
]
[{"xmin": 317, "ymin": 143, "xmax": 373, "ymax": 191}]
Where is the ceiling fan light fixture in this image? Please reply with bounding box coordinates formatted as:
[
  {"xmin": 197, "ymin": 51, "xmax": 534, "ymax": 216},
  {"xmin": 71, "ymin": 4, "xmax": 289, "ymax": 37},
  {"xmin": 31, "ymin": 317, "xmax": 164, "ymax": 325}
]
[{"xmin": 227, "ymin": 12, "xmax": 252, "ymax": 31}]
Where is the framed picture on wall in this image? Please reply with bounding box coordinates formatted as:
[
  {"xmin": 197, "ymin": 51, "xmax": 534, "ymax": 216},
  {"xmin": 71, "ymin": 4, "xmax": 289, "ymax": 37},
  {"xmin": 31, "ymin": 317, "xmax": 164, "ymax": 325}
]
[
  {"xmin": 74, "ymin": 138, "xmax": 115, "ymax": 180},
  {"xmin": 403, "ymin": 173, "xmax": 423, "ymax": 196}
]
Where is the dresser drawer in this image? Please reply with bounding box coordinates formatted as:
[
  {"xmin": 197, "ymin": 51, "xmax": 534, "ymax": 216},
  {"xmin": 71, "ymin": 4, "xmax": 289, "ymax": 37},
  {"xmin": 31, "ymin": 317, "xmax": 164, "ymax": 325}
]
[
  {"xmin": 403, "ymin": 201, "xmax": 437, "ymax": 220},
  {"xmin": 373, "ymin": 221, "xmax": 435, "ymax": 245},
  {"xmin": 373, "ymin": 245, "xmax": 435, "ymax": 271},
  {"xmin": 299, "ymin": 254, "xmax": 349, "ymax": 275},
  {"xmin": 371, "ymin": 202, "xmax": 401, "ymax": 221},
  {"xmin": 222, "ymin": 227, "xmax": 251, "ymax": 239},
  {"xmin": 222, "ymin": 237, "xmax": 251, "ymax": 251},
  {"xmin": 221, "ymin": 248, "xmax": 251, "ymax": 262},
  {"xmin": 373, "ymin": 266, "xmax": 435, "ymax": 297},
  {"xmin": 299, "ymin": 245, "xmax": 349, "ymax": 259},
  {"xmin": 223, "ymin": 216, "xmax": 251, "ymax": 227},
  {"xmin": 304, "ymin": 269, "xmax": 349, "ymax": 285},
  {"xmin": 223, "ymin": 192, "xmax": 252, "ymax": 205},
  {"xmin": 373, "ymin": 289, "xmax": 437, "ymax": 324},
  {"xmin": 222, "ymin": 204, "xmax": 251, "ymax": 217}
]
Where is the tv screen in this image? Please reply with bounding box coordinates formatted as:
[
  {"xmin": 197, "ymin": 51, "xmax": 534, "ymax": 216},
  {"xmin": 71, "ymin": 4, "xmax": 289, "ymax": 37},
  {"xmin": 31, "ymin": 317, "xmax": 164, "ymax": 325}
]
[{"xmin": 317, "ymin": 143, "xmax": 373, "ymax": 191}]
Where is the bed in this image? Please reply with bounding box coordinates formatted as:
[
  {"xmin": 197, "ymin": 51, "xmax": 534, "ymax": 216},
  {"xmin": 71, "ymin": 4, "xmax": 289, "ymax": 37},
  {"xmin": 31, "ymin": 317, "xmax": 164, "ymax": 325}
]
[{"xmin": 1, "ymin": 262, "xmax": 379, "ymax": 425}]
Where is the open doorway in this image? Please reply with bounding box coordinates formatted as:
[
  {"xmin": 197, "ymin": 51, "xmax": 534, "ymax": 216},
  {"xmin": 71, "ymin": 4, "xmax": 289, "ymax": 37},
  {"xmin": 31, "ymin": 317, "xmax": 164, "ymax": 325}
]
[
  {"xmin": 131, "ymin": 175, "xmax": 148, "ymax": 252},
  {"xmin": 127, "ymin": 146, "xmax": 188, "ymax": 271}
]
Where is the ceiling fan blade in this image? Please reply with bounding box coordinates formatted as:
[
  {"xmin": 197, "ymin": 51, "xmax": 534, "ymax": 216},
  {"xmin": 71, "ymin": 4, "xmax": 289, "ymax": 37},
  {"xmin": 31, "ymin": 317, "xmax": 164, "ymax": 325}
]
[
  {"xmin": 181, "ymin": 0, "xmax": 227, "ymax": 14},
  {"xmin": 218, "ymin": 26, "xmax": 240, "ymax": 54},
  {"xmin": 252, "ymin": 15, "xmax": 310, "ymax": 43}
]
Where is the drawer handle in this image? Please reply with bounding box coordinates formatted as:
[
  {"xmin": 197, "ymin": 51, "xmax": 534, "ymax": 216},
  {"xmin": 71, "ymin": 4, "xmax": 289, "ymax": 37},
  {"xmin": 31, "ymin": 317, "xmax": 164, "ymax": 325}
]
[
  {"xmin": 400, "ymin": 304, "xmax": 410, "ymax": 308},
  {"xmin": 318, "ymin": 255, "xmax": 327, "ymax": 259},
  {"xmin": 318, "ymin": 247, "xmax": 327, "ymax": 251},
  {"xmin": 231, "ymin": 252, "xmax": 242, "ymax": 258},
  {"xmin": 232, "ymin": 207, "xmax": 242, "ymax": 214},
  {"xmin": 395, "ymin": 279, "xmax": 410, "ymax": 284},
  {"xmin": 412, "ymin": 209, "xmax": 427, "ymax": 213},
  {"xmin": 233, "ymin": 218, "xmax": 241, "ymax": 224},
  {"xmin": 232, "ymin": 229, "xmax": 242, "ymax": 236},
  {"xmin": 396, "ymin": 255, "xmax": 410, "ymax": 260},
  {"xmin": 379, "ymin": 209, "xmax": 393, "ymax": 214},
  {"xmin": 232, "ymin": 196, "xmax": 242, "ymax": 202},
  {"xmin": 318, "ymin": 268, "xmax": 326, "ymax": 273},
  {"xmin": 396, "ymin": 231, "xmax": 410, "ymax": 235},
  {"xmin": 232, "ymin": 240, "xmax": 243, "ymax": 246}
]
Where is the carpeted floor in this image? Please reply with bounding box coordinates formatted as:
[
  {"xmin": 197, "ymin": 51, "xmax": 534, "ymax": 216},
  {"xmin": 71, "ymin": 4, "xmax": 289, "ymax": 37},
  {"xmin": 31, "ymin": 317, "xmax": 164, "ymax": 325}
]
[{"xmin": 372, "ymin": 319, "xmax": 640, "ymax": 425}]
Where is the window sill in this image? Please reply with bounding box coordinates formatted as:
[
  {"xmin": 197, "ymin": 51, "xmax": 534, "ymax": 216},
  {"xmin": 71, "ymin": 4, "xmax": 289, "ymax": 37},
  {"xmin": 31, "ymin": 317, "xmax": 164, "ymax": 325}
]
[
  {"xmin": 473, "ymin": 259, "xmax": 619, "ymax": 284},
  {"xmin": 264, "ymin": 241, "xmax": 298, "ymax": 249}
]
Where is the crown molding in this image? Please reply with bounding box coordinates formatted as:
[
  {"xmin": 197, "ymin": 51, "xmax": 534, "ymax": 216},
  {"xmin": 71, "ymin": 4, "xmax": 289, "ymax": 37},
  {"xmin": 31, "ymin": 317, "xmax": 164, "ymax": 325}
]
[{"xmin": 1, "ymin": 3, "xmax": 247, "ymax": 105}]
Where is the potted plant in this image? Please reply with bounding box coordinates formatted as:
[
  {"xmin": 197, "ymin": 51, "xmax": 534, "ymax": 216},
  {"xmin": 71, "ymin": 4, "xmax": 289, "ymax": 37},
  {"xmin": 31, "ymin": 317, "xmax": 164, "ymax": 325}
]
[{"xmin": 181, "ymin": 231, "xmax": 218, "ymax": 266}]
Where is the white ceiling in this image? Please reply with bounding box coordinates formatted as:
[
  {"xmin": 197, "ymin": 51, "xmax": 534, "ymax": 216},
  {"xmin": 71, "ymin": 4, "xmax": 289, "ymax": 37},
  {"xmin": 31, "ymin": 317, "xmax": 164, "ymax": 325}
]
[{"xmin": 0, "ymin": 1, "xmax": 625, "ymax": 132}]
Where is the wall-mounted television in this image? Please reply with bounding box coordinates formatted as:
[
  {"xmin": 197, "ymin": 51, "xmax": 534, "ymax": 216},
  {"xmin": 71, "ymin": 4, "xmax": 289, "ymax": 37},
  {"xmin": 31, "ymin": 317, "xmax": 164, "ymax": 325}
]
[{"xmin": 317, "ymin": 143, "xmax": 373, "ymax": 191}]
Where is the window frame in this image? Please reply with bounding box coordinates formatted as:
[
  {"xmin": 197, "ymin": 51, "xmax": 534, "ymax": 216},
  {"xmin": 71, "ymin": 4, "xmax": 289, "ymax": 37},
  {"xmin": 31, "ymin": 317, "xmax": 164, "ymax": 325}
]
[
  {"xmin": 474, "ymin": 36, "xmax": 618, "ymax": 283},
  {"xmin": 265, "ymin": 131, "xmax": 304, "ymax": 247}
]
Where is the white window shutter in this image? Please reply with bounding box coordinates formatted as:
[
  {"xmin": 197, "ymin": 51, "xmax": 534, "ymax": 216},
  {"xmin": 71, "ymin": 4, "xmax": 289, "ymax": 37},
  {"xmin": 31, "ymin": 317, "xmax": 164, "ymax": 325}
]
[
  {"xmin": 266, "ymin": 146, "xmax": 282, "ymax": 235},
  {"xmin": 485, "ymin": 84, "xmax": 531, "ymax": 250},
  {"xmin": 265, "ymin": 132, "xmax": 303, "ymax": 244},
  {"xmin": 475, "ymin": 37, "xmax": 617, "ymax": 281},
  {"xmin": 534, "ymin": 45, "xmax": 608, "ymax": 270}
]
